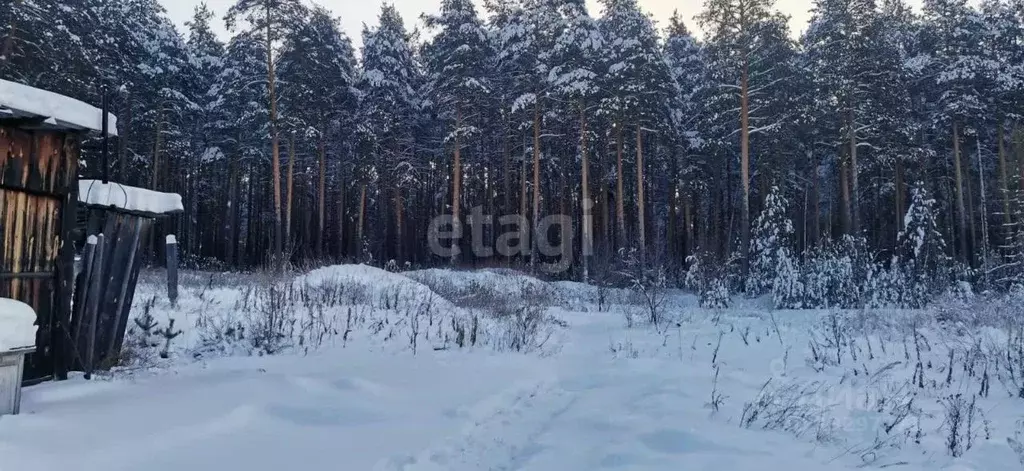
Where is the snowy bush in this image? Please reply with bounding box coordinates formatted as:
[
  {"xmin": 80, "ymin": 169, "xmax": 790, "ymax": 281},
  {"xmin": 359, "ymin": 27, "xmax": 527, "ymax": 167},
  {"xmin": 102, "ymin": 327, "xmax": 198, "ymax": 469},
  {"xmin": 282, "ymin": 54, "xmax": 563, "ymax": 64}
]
[
  {"xmin": 685, "ymin": 251, "xmax": 732, "ymax": 309},
  {"xmin": 802, "ymin": 238, "xmax": 861, "ymax": 309},
  {"xmin": 940, "ymin": 393, "xmax": 988, "ymax": 457},
  {"xmin": 772, "ymin": 253, "xmax": 804, "ymax": 309},
  {"xmin": 701, "ymin": 278, "xmax": 731, "ymax": 309},
  {"xmin": 740, "ymin": 378, "xmax": 838, "ymax": 443},
  {"xmin": 862, "ymin": 259, "xmax": 911, "ymax": 309}
]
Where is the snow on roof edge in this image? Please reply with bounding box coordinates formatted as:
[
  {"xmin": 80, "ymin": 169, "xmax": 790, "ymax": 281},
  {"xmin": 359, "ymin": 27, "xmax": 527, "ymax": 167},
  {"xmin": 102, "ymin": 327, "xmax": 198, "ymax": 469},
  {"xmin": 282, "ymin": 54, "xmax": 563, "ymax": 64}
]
[
  {"xmin": 79, "ymin": 180, "xmax": 184, "ymax": 216},
  {"xmin": 0, "ymin": 79, "xmax": 118, "ymax": 136}
]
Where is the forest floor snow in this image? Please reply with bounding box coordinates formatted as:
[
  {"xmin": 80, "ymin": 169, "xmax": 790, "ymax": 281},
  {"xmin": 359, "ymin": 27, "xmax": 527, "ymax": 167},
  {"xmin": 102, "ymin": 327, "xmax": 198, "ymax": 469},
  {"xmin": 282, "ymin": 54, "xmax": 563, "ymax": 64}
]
[{"xmin": 0, "ymin": 265, "xmax": 1022, "ymax": 471}]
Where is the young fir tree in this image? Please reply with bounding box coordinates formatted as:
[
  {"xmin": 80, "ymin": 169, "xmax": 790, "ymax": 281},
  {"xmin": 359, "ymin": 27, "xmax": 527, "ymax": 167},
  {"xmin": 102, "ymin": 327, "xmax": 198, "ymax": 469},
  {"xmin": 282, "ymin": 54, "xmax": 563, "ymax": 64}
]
[
  {"xmin": 749, "ymin": 185, "xmax": 803, "ymax": 307},
  {"xmin": 898, "ymin": 182, "xmax": 951, "ymax": 306}
]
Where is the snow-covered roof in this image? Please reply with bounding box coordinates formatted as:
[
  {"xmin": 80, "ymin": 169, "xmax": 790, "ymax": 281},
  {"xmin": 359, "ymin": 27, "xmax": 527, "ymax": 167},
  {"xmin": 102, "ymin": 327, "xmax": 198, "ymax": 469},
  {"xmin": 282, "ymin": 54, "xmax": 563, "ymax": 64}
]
[
  {"xmin": 79, "ymin": 180, "xmax": 184, "ymax": 216},
  {"xmin": 0, "ymin": 79, "xmax": 118, "ymax": 136},
  {"xmin": 0, "ymin": 297, "xmax": 37, "ymax": 352}
]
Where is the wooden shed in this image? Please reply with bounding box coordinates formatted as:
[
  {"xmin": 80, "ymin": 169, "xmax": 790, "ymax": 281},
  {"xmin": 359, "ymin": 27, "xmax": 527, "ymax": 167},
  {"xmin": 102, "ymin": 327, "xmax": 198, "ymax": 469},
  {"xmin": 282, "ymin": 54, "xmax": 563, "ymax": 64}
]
[
  {"xmin": 0, "ymin": 79, "xmax": 117, "ymax": 382},
  {"xmin": 71, "ymin": 180, "xmax": 183, "ymax": 373}
]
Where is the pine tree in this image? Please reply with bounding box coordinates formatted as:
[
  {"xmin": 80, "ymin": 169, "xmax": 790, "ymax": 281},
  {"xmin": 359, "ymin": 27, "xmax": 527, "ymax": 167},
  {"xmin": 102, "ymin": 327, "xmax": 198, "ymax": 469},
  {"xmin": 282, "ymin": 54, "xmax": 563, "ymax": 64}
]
[
  {"xmin": 0, "ymin": 0, "xmax": 98, "ymax": 94},
  {"xmin": 598, "ymin": 0, "xmax": 671, "ymax": 263},
  {"xmin": 226, "ymin": 0, "xmax": 306, "ymax": 272},
  {"xmin": 663, "ymin": 12, "xmax": 707, "ymax": 266},
  {"xmin": 359, "ymin": 5, "xmax": 421, "ymax": 264},
  {"xmin": 698, "ymin": 0, "xmax": 778, "ymax": 284},
  {"xmin": 213, "ymin": 33, "xmax": 271, "ymax": 267},
  {"xmin": 423, "ymin": 0, "xmax": 493, "ymax": 265},
  {"xmin": 804, "ymin": 0, "xmax": 882, "ymax": 236},
  {"xmin": 185, "ymin": 3, "xmax": 228, "ymax": 264},
  {"xmin": 919, "ymin": 0, "xmax": 989, "ymax": 266},
  {"xmin": 549, "ymin": 0, "xmax": 604, "ymax": 280},
  {"xmin": 278, "ymin": 6, "xmax": 358, "ymax": 260}
]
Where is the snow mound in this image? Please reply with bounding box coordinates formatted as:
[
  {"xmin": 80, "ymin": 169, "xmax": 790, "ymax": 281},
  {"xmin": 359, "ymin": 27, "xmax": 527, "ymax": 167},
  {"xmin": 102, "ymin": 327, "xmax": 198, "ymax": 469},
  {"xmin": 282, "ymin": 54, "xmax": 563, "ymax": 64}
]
[
  {"xmin": 0, "ymin": 297, "xmax": 37, "ymax": 351},
  {"xmin": 0, "ymin": 79, "xmax": 118, "ymax": 136},
  {"xmin": 407, "ymin": 268, "xmax": 549, "ymax": 297},
  {"xmin": 79, "ymin": 180, "xmax": 184, "ymax": 215},
  {"xmin": 298, "ymin": 264, "xmax": 461, "ymax": 313}
]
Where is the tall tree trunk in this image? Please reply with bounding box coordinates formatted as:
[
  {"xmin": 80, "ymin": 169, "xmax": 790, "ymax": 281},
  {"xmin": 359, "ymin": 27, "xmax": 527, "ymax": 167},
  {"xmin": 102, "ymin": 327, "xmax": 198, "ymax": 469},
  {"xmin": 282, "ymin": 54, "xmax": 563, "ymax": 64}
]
[
  {"xmin": 520, "ymin": 134, "xmax": 529, "ymax": 265},
  {"xmin": 531, "ymin": 102, "xmax": 542, "ymax": 270},
  {"xmin": 668, "ymin": 147, "xmax": 680, "ymax": 263},
  {"xmin": 810, "ymin": 155, "xmax": 821, "ymax": 247},
  {"xmin": 151, "ymin": 107, "xmax": 163, "ymax": 262},
  {"xmin": 452, "ymin": 106, "xmax": 463, "ymax": 265},
  {"xmin": 739, "ymin": 56, "xmax": 752, "ymax": 283},
  {"xmin": 1016, "ymin": 123, "xmax": 1024, "ymax": 194},
  {"xmin": 998, "ymin": 123, "xmax": 1013, "ymax": 231},
  {"xmin": 977, "ymin": 137, "xmax": 989, "ymax": 272},
  {"xmin": 580, "ymin": 101, "xmax": 592, "ymax": 281},
  {"xmin": 152, "ymin": 108, "xmax": 162, "ymax": 190},
  {"xmin": 266, "ymin": 5, "xmax": 283, "ymax": 273},
  {"xmin": 317, "ymin": 137, "xmax": 326, "ymax": 260},
  {"xmin": 245, "ymin": 163, "xmax": 256, "ymax": 266},
  {"xmin": 599, "ymin": 138, "xmax": 610, "ymax": 257},
  {"xmin": 966, "ymin": 140, "xmax": 977, "ymax": 266},
  {"xmin": 683, "ymin": 194, "xmax": 693, "ymax": 261},
  {"xmin": 226, "ymin": 151, "xmax": 238, "ymax": 268},
  {"xmin": 395, "ymin": 185, "xmax": 404, "ymax": 264},
  {"xmin": 338, "ymin": 174, "xmax": 346, "ymax": 260},
  {"xmin": 635, "ymin": 124, "xmax": 646, "ymax": 264},
  {"xmin": 839, "ymin": 152, "xmax": 852, "ymax": 236},
  {"xmin": 357, "ymin": 183, "xmax": 366, "ymax": 260},
  {"xmin": 285, "ymin": 132, "xmax": 295, "ymax": 260},
  {"xmin": 953, "ymin": 122, "xmax": 968, "ymax": 263},
  {"xmin": 615, "ymin": 122, "xmax": 626, "ymax": 251},
  {"xmin": 848, "ymin": 110, "xmax": 860, "ymax": 235},
  {"xmin": 118, "ymin": 92, "xmax": 132, "ymax": 180},
  {"xmin": 503, "ymin": 118, "xmax": 512, "ymax": 221},
  {"xmin": 895, "ymin": 159, "xmax": 905, "ymax": 236}
]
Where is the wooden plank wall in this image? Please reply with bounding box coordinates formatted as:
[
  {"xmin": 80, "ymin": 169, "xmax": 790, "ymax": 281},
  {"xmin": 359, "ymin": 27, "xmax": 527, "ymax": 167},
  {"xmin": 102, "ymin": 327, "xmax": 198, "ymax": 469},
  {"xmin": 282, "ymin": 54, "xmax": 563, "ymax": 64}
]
[
  {"xmin": 0, "ymin": 125, "xmax": 78, "ymax": 381},
  {"xmin": 70, "ymin": 210, "xmax": 151, "ymax": 370}
]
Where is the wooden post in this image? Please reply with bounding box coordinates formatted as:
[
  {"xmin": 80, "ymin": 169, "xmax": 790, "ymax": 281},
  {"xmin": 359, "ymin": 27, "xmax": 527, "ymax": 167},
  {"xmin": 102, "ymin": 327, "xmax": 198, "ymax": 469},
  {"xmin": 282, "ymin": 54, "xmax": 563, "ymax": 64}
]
[
  {"xmin": 166, "ymin": 234, "xmax": 178, "ymax": 306},
  {"xmin": 105, "ymin": 218, "xmax": 144, "ymax": 361},
  {"xmin": 84, "ymin": 234, "xmax": 105, "ymax": 380},
  {"xmin": 70, "ymin": 235, "xmax": 97, "ymax": 371},
  {"xmin": 54, "ymin": 166, "xmax": 79, "ymax": 381}
]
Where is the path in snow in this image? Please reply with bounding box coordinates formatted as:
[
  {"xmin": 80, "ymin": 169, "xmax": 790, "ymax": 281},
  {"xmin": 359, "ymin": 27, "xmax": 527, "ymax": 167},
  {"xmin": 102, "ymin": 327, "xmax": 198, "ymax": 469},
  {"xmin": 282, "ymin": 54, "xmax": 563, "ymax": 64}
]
[{"xmin": 367, "ymin": 312, "xmax": 850, "ymax": 471}]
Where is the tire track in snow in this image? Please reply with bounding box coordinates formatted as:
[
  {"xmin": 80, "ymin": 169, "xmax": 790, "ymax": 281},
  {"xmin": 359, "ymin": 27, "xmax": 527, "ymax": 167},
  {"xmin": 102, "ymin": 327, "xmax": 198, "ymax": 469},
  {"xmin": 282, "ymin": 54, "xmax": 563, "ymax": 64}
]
[{"xmin": 373, "ymin": 376, "xmax": 577, "ymax": 471}]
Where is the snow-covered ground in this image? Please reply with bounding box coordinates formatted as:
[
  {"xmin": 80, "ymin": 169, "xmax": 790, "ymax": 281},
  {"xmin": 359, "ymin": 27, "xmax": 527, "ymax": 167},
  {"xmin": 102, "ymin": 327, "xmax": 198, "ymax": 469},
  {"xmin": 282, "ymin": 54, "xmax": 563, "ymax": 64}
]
[{"xmin": 1, "ymin": 265, "xmax": 1022, "ymax": 470}]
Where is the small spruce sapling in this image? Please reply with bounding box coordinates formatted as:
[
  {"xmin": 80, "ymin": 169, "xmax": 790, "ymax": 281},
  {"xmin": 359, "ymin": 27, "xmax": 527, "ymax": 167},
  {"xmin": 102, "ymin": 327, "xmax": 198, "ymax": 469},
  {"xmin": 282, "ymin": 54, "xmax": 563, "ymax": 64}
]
[{"xmin": 156, "ymin": 318, "xmax": 183, "ymax": 359}]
